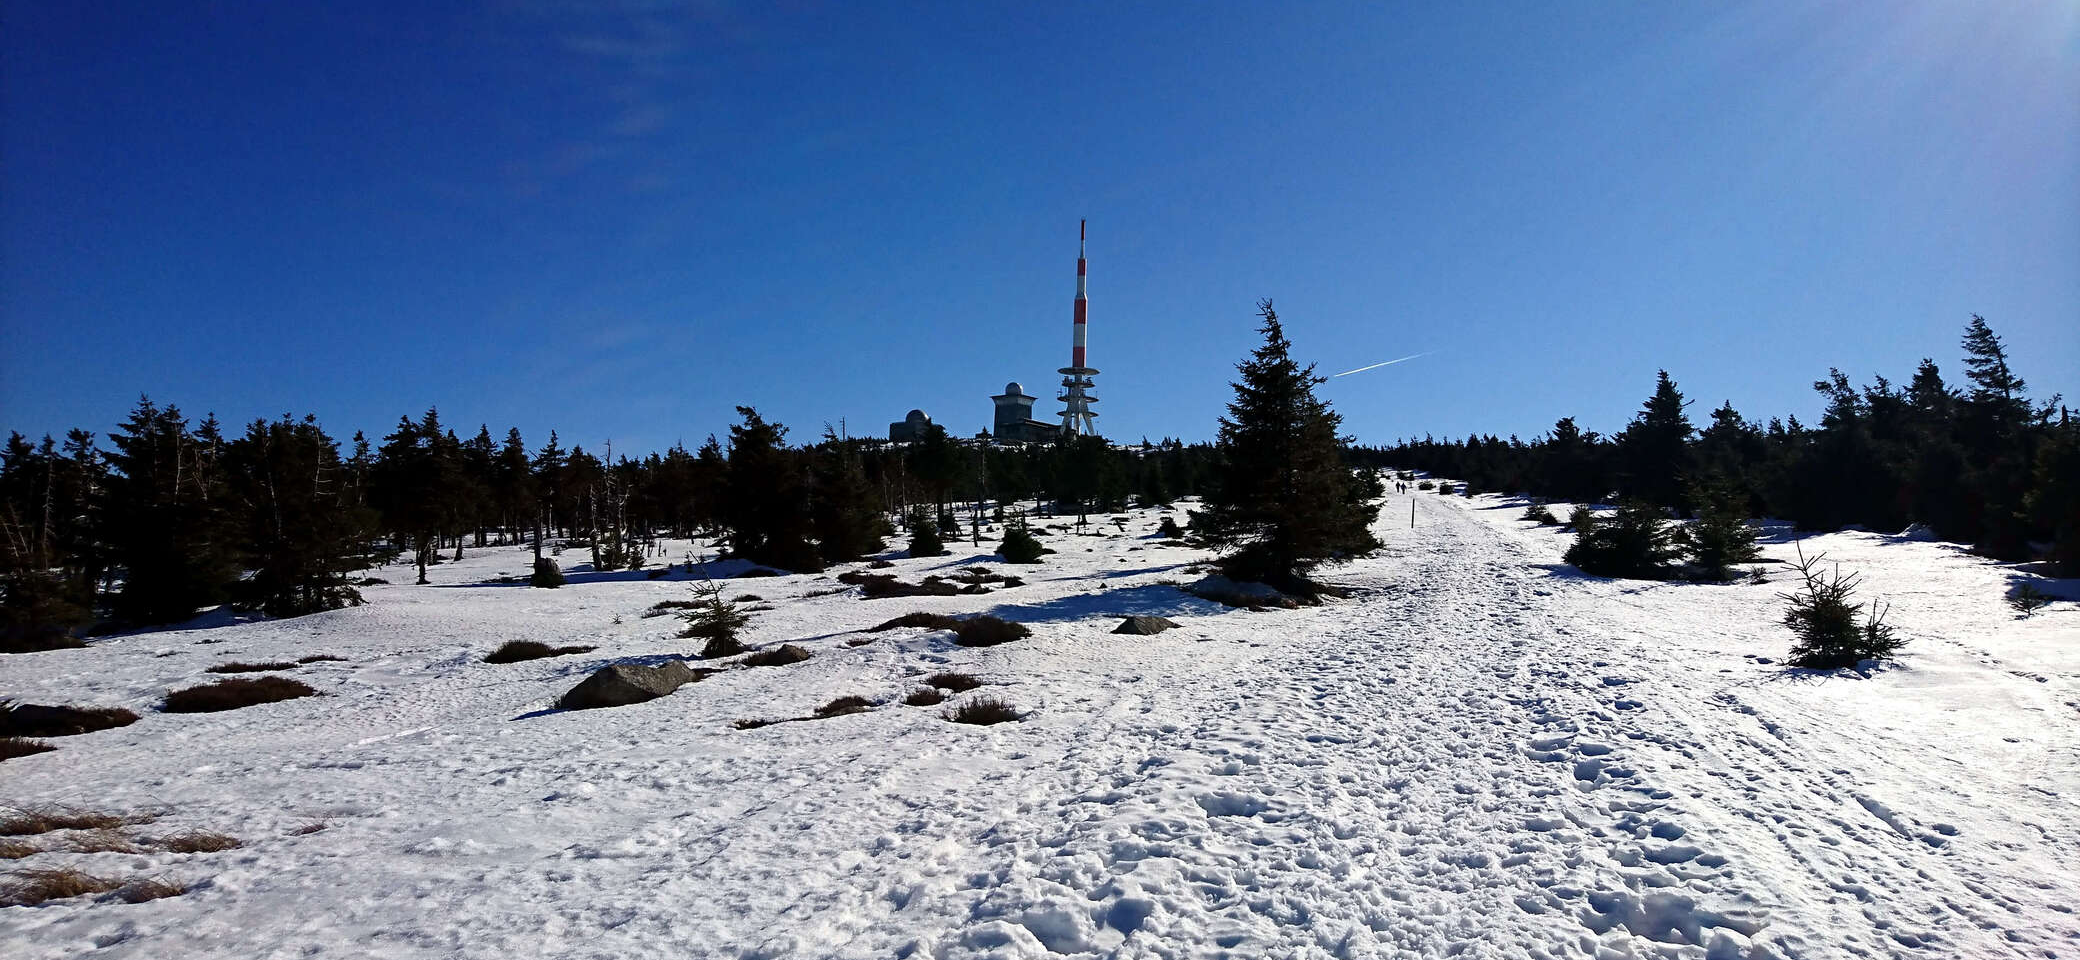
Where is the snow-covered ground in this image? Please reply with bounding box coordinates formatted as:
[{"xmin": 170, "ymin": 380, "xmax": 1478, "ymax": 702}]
[{"xmin": 3, "ymin": 492, "xmax": 2075, "ymax": 959}]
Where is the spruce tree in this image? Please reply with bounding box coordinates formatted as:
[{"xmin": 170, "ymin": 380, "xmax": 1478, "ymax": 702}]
[
  {"xmin": 1198, "ymin": 300, "xmax": 1380, "ymax": 592},
  {"xmin": 1681, "ymin": 474, "xmax": 1761, "ymax": 580},
  {"xmin": 1616, "ymin": 371, "xmax": 1694, "ymax": 512},
  {"xmin": 103, "ymin": 397, "xmax": 241, "ymax": 623},
  {"xmin": 809, "ymin": 430, "xmax": 885, "ymax": 565},
  {"xmin": 224, "ymin": 415, "xmax": 364, "ymax": 616},
  {"xmin": 719, "ymin": 407, "xmax": 821, "ymax": 572}
]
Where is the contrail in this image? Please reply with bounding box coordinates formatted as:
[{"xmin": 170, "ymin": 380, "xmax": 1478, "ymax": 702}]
[{"xmin": 1333, "ymin": 352, "xmax": 1429, "ymax": 377}]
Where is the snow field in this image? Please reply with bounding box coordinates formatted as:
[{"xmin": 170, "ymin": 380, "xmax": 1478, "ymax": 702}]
[{"xmin": 1, "ymin": 493, "xmax": 2074, "ymax": 959}]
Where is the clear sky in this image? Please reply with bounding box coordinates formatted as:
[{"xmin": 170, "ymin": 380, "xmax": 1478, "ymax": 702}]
[{"xmin": 4, "ymin": 2, "xmax": 2075, "ymax": 455}]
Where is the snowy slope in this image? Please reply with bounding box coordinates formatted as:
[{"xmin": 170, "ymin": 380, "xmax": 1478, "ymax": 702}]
[{"xmin": 2, "ymin": 493, "xmax": 2074, "ymax": 959}]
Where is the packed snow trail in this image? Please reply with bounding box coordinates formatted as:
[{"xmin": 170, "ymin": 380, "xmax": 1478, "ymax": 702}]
[{"xmin": 2, "ymin": 493, "xmax": 2074, "ymax": 959}]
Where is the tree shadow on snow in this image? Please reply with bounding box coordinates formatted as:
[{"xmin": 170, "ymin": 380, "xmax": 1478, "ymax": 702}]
[
  {"xmin": 981, "ymin": 583, "xmax": 1227, "ymax": 625},
  {"xmin": 436, "ymin": 558, "xmax": 787, "ymax": 589}
]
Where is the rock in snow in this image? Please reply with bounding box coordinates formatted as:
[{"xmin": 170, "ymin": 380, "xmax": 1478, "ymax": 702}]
[
  {"xmin": 1112, "ymin": 615, "xmax": 1181, "ymax": 635},
  {"xmin": 557, "ymin": 661, "xmax": 700, "ymax": 710}
]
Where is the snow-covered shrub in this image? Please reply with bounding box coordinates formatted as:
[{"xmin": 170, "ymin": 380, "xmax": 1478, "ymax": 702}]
[
  {"xmin": 999, "ymin": 524, "xmax": 1044, "ymax": 564},
  {"xmin": 1437, "ymin": 482, "xmax": 1457, "ymax": 496},
  {"xmin": 1416, "ymin": 480, "xmax": 1434, "ymax": 491},
  {"xmin": 902, "ymin": 688, "xmax": 946, "ymax": 706},
  {"xmin": 1521, "ymin": 503, "xmax": 1558, "ymax": 525},
  {"xmin": 529, "ymin": 558, "xmax": 564, "ymax": 589},
  {"xmin": 680, "ymin": 581, "xmax": 749, "ymax": 658},
  {"xmin": 1780, "ymin": 549, "xmax": 1903, "ymax": 669},
  {"xmin": 1563, "ymin": 500, "xmax": 1680, "ymax": 579}
]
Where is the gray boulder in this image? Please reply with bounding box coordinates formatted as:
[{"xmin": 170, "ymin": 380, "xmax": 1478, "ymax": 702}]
[
  {"xmin": 1112, "ymin": 616, "xmax": 1181, "ymax": 635},
  {"xmin": 558, "ymin": 661, "xmax": 700, "ymax": 710}
]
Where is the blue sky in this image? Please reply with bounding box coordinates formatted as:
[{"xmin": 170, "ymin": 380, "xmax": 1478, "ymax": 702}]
[{"xmin": 4, "ymin": 2, "xmax": 2075, "ymax": 454}]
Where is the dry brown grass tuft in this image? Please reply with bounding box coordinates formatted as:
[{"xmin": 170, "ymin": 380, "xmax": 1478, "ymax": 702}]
[
  {"xmin": 901, "ymin": 688, "xmax": 946, "ymax": 707},
  {"xmin": 0, "ymin": 838, "xmax": 36, "ymax": 859},
  {"xmin": 62, "ymin": 829, "xmax": 145, "ymax": 854},
  {"xmin": 0, "ymin": 805, "xmax": 150, "ymax": 837},
  {"xmin": 161, "ymin": 676, "xmax": 317, "ymax": 713},
  {"xmin": 740, "ymin": 644, "xmax": 812, "ymax": 667},
  {"xmin": 296, "ymin": 654, "xmax": 347, "ymax": 664},
  {"xmin": 868, "ymin": 612, "xmax": 962, "ymax": 633},
  {"xmin": 945, "ymin": 696, "xmax": 1022, "ymax": 726},
  {"xmin": 158, "ymin": 830, "xmax": 240, "ymax": 854},
  {"xmin": 289, "ymin": 821, "xmax": 326, "ymax": 836},
  {"xmin": 924, "ymin": 671, "xmax": 984, "ymax": 693},
  {"xmin": 813, "ymin": 696, "xmax": 876, "ymax": 719},
  {"xmin": 206, "ymin": 661, "xmax": 300, "ymax": 674},
  {"xmin": 1, "ymin": 702, "xmax": 141, "ymax": 738},
  {"xmin": 0, "ymin": 737, "xmax": 55, "ymax": 761},
  {"xmin": 115, "ymin": 875, "xmax": 188, "ymax": 903},
  {"xmin": 950, "ymin": 616, "xmax": 1030, "ymax": 648},
  {"xmin": 0, "ymin": 867, "xmax": 126, "ymax": 905},
  {"xmin": 483, "ymin": 641, "xmax": 597, "ymax": 664}
]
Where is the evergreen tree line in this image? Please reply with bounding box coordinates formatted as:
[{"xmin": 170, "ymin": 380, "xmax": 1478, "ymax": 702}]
[
  {"xmin": 1352, "ymin": 317, "xmax": 2078, "ymax": 574},
  {"xmin": 0, "ymin": 398, "xmax": 1219, "ymax": 646}
]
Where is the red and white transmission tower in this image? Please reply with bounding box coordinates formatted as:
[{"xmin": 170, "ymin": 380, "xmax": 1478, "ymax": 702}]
[{"xmin": 1058, "ymin": 219, "xmax": 1099, "ymax": 435}]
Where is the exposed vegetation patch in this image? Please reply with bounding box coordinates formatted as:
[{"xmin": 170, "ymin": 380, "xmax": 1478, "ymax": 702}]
[
  {"xmin": 0, "ymin": 805, "xmax": 150, "ymax": 837},
  {"xmin": 945, "ymin": 696, "xmax": 1021, "ymax": 725},
  {"xmin": 865, "ymin": 613, "xmax": 1029, "ymax": 646},
  {"xmin": 642, "ymin": 599, "xmax": 701, "ymax": 618},
  {"xmin": 483, "ymin": 641, "xmax": 597, "ymax": 664},
  {"xmin": 114, "ymin": 875, "xmax": 189, "ymax": 903},
  {"xmin": 902, "ymin": 688, "xmax": 946, "ymax": 707},
  {"xmin": 740, "ymin": 644, "xmax": 812, "ymax": 667},
  {"xmin": 161, "ymin": 677, "xmax": 317, "ymax": 714},
  {"xmin": 61, "ymin": 829, "xmax": 145, "ymax": 854},
  {"xmin": 925, "ymin": 671, "xmax": 984, "ymax": 693},
  {"xmin": 733, "ymin": 718, "xmax": 783, "ymax": 730},
  {"xmin": 0, "ymin": 702, "xmax": 139, "ymax": 738},
  {"xmin": 296, "ymin": 654, "xmax": 347, "ymax": 664},
  {"xmin": 0, "ymin": 738, "xmax": 56, "ymax": 761},
  {"xmin": 838, "ymin": 571, "xmax": 960, "ymax": 599},
  {"xmin": 158, "ymin": 830, "xmax": 240, "ymax": 854},
  {"xmin": 207, "ymin": 660, "xmax": 300, "ymax": 674},
  {"xmin": 813, "ymin": 696, "xmax": 876, "ymax": 719},
  {"xmin": 0, "ymin": 867, "xmax": 126, "ymax": 906},
  {"xmin": 0, "ymin": 839, "xmax": 34, "ymax": 860}
]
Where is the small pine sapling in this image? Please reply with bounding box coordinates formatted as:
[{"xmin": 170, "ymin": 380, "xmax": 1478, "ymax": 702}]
[
  {"xmin": 906, "ymin": 507, "xmax": 944, "ymax": 558},
  {"xmin": 999, "ymin": 522, "xmax": 1044, "ymax": 564},
  {"xmin": 1683, "ymin": 477, "xmax": 1762, "ymax": 580},
  {"xmin": 1565, "ymin": 506, "xmax": 1596, "ymax": 532},
  {"xmin": 1779, "ymin": 546, "xmax": 1904, "ymax": 669},
  {"xmin": 2007, "ymin": 582, "xmax": 2050, "ymax": 618},
  {"xmin": 1521, "ymin": 502, "xmax": 1558, "ymax": 526},
  {"xmin": 1563, "ymin": 499, "xmax": 1681, "ymax": 579},
  {"xmin": 680, "ymin": 581, "xmax": 750, "ymax": 658},
  {"xmin": 1156, "ymin": 515, "xmax": 1186, "ymax": 539}
]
